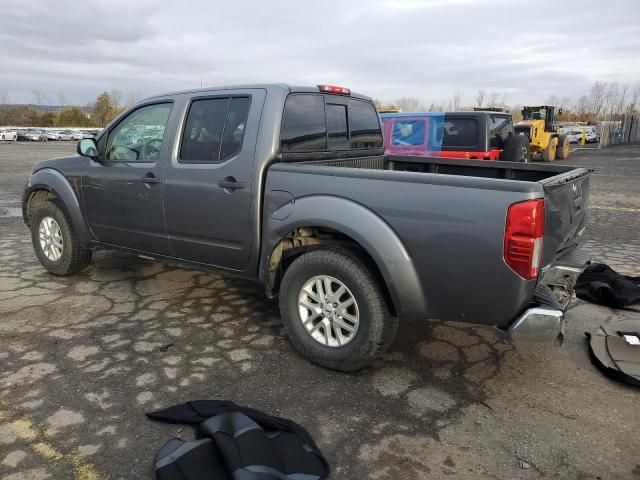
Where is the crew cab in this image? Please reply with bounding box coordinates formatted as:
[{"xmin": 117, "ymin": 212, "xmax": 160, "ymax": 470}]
[
  {"xmin": 23, "ymin": 84, "xmax": 591, "ymax": 371},
  {"xmin": 382, "ymin": 111, "xmax": 531, "ymax": 162}
]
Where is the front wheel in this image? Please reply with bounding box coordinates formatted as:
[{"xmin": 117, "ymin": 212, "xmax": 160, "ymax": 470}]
[
  {"xmin": 30, "ymin": 200, "xmax": 92, "ymax": 276},
  {"xmin": 279, "ymin": 248, "xmax": 397, "ymax": 371}
]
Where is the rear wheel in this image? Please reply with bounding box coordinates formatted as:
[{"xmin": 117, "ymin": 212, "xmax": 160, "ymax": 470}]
[
  {"xmin": 556, "ymin": 135, "xmax": 570, "ymax": 159},
  {"xmin": 501, "ymin": 134, "xmax": 530, "ymax": 162},
  {"xmin": 279, "ymin": 247, "xmax": 397, "ymax": 371},
  {"xmin": 30, "ymin": 200, "xmax": 92, "ymax": 276},
  {"xmin": 542, "ymin": 138, "xmax": 557, "ymax": 162}
]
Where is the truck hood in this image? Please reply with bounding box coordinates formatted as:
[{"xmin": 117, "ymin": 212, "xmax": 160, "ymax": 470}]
[{"xmin": 31, "ymin": 155, "xmax": 82, "ymax": 175}]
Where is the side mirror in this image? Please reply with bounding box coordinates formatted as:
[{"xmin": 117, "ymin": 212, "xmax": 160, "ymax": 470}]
[{"xmin": 77, "ymin": 138, "xmax": 99, "ymax": 158}]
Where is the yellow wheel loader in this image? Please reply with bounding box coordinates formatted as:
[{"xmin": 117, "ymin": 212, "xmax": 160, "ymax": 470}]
[{"xmin": 514, "ymin": 106, "xmax": 570, "ymax": 162}]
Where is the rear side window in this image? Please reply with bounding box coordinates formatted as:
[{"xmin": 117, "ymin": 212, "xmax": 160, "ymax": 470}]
[
  {"xmin": 281, "ymin": 95, "xmax": 327, "ymax": 152},
  {"xmin": 280, "ymin": 94, "xmax": 383, "ymax": 153},
  {"xmin": 349, "ymin": 99, "xmax": 383, "ymax": 149},
  {"xmin": 180, "ymin": 96, "xmax": 251, "ymax": 163},
  {"xmin": 392, "ymin": 120, "xmax": 426, "ymax": 146},
  {"xmin": 441, "ymin": 118, "xmax": 478, "ymax": 148}
]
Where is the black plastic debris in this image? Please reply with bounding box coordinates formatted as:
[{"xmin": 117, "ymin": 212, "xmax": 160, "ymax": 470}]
[
  {"xmin": 576, "ymin": 263, "xmax": 640, "ymax": 308},
  {"xmin": 586, "ymin": 319, "xmax": 640, "ymax": 388},
  {"xmin": 148, "ymin": 400, "xmax": 329, "ymax": 480}
]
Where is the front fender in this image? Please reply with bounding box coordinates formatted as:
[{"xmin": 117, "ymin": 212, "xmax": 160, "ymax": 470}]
[
  {"xmin": 261, "ymin": 195, "xmax": 427, "ymax": 319},
  {"xmin": 23, "ymin": 168, "xmax": 91, "ymax": 246}
]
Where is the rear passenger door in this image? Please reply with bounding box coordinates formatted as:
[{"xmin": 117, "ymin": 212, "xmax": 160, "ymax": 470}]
[{"xmin": 163, "ymin": 89, "xmax": 266, "ymax": 270}]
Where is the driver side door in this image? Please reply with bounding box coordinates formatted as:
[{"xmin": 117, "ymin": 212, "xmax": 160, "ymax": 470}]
[{"xmin": 82, "ymin": 101, "xmax": 175, "ymax": 255}]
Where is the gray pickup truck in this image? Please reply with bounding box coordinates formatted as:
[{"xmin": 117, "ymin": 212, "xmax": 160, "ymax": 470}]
[{"xmin": 23, "ymin": 84, "xmax": 591, "ymax": 371}]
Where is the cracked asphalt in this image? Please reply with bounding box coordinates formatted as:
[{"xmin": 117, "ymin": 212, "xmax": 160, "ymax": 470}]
[{"xmin": 0, "ymin": 142, "xmax": 638, "ymax": 479}]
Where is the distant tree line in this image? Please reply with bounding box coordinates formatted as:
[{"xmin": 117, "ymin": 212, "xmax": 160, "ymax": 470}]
[
  {"xmin": 375, "ymin": 81, "xmax": 640, "ymax": 122},
  {"xmin": 0, "ymin": 90, "xmax": 137, "ymax": 128}
]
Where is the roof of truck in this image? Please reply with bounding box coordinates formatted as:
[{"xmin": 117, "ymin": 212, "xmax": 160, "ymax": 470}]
[
  {"xmin": 380, "ymin": 111, "xmax": 511, "ymax": 118},
  {"xmin": 146, "ymin": 83, "xmax": 372, "ymax": 102}
]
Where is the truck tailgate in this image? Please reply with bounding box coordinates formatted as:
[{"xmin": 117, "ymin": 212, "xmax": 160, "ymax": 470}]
[{"xmin": 539, "ymin": 167, "xmax": 591, "ymax": 267}]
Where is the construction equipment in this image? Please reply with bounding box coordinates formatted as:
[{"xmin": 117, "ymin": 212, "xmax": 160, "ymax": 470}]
[{"xmin": 514, "ymin": 106, "xmax": 570, "ymax": 161}]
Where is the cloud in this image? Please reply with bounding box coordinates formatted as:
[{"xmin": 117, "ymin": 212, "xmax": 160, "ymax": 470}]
[{"xmin": 0, "ymin": 0, "xmax": 638, "ymax": 106}]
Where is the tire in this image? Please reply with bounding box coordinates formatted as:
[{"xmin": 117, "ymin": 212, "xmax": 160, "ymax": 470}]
[
  {"xmin": 500, "ymin": 134, "xmax": 530, "ymax": 162},
  {"xmin": 30, "ymin": 200, "xmax": 92, "ymax": 276},
  {"xmin": 556, "ymin": 135, "xmax": 570, "ymax": 159},
  {"xmin": 542, "ymin": 137, "xmax": 557, "ymax": 162},
  {"xmin": 279, "ymin": 247, "xmax": 397, "ymax": 371},
  {"xmin": 1, "ymin": 135, "xmax": 4, "ymax": 141}
]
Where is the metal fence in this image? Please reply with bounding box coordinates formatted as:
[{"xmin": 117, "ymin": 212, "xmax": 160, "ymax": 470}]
[{"xmin": 599, "ymin": 114, "xmax": 640, "ymax": 147}]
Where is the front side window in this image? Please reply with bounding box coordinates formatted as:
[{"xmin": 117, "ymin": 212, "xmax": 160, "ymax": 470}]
[
  {"xmin": 392, "ymin": 120, "xmax": 426, "ymax": 146},
  {"xmin": 106, "ymin": 103, "xmax": 172, "ymax": 162},
  {"xmin": 180, "ymin": 96, "xmax": 252, "ymax": 164}
]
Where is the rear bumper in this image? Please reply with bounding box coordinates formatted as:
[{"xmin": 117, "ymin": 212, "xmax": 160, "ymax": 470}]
[
  {"xmin": 507, "ymin": 247, "xmax": 591, "ymax": 345},
  {"xmin": 508, "ymin": 307, "xmax": 565, "ymax": 345}
]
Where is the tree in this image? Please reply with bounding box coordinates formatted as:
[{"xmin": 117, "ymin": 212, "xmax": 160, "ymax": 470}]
[
  {"xmin": 92, "ymin": 91, "xmax": 116, "ymax": 127},
  {"xmin": 38, "ymin": 111, "xmax": 57, "ymax": 127},
  {"xmin": 395, "ymin": 97, "xmax": 424, "ymax": 112},
  {"xmin": 589, "ymin": 81, "xmax": 607, "ymax": 118},
  {"xmin": 32, "ymin": 90, "xmax": 48, "ymax": 107},
  {"xmin": 627, "ymin": 83, "xmax": 640, "ymax": 115},
  {"xmin": 487, "ymin": 91, "xmax": 500, "ymax": 107},
  {"xmin": 474, "ymin": 90, "xmax": 486, "ymax": 108},
  {"xmin": 57, "ymin": 107, "xmax": 90, "ymax": 127},
  {"xmin": 450, "ymin": 90, "xmax": 461, "ymax": 111}
]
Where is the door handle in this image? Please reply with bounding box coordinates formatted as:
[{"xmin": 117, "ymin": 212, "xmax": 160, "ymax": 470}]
[
  {"xmin": 141, "ymin": 173, "xmax": 162, "ymax": 184},
  {"xmin": 218, "ymin": 178, "xmax": 245, "ymax": 191}
]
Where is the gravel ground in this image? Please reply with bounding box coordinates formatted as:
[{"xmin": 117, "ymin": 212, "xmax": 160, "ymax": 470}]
[{"xmin": 0, "ymin": 141, "xmax": 638, "ymax": 480}]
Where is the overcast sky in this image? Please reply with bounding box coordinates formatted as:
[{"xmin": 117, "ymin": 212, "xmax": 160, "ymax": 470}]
[{"xmin": 1, "ymin": 0, "xmax": 638, "ymax": 107}]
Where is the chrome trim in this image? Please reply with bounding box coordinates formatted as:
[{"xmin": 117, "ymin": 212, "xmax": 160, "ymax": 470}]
[{"xmin": 508, "ymin": 307, "xmax": 564, "ymax": 345}]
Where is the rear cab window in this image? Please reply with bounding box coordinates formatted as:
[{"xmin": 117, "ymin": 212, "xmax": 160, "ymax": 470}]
[
  {"xmin": 280, "ymin": 93, "xmax": 383, "ymax": 155},
  {"xmin": 179, "ymin": 96, "xmax": 251, "ymax": 163}
]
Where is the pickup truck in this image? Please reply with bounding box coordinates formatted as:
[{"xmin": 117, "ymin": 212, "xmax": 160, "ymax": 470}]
[{"xmin": 23, "ymin": 83, "xmax": 591, "ymax": 371}]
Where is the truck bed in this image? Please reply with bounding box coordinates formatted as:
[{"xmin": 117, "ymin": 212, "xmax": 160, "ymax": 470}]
[
  {"xmin": 265, "ymin": 155, "xmax": 590, "ymax": 328},
  {"xmin": 296, "ymin": 154, "xmax": 588, "ymax": 185}
]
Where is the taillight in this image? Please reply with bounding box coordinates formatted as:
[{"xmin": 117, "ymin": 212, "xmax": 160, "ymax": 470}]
[
  {"xmin": 317, "ymin": 84, "xmax": 351, "ymax": 95},
  {"xmin": 504, "ymin": 199, "xmax": 545, "ymax": 280}
]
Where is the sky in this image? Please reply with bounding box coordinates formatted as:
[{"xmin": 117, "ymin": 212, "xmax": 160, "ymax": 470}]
[{"xmin": 0, "ymin": 0, "xmax": 639, "ymax": 107}]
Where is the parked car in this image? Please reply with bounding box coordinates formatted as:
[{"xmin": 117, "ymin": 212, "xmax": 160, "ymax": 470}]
[
  {"xmin": 52, "ymin": 130, "xmax": 74, "ymax": 141},
  {"xmin": 381, "ymin": 111, "xmax": 531, "ymax": 162},
  {"xmin": 562, "ymin": 126, "xmax": 599, "ymax": 144},
  {"xmin": 25, "ymin": 129, "xmax": 47, "ymax": 142},
  {"xmin": 70, "ymin": 131, "xmax": 84, "ymax": 141},
  {"xmin": 15, "ymin": 129, "xmax": 29, "ymax": 141},
  {"xmin": 0, "ymin": 128, "xmax": 18, "ymax": 141},
  {"xmin": 23, "ymin": 84, "xmax": 591, "ymax": 371},
  {"xmin": 82, "ymin": 130, "xmax": 101, "ymax": 139}
]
